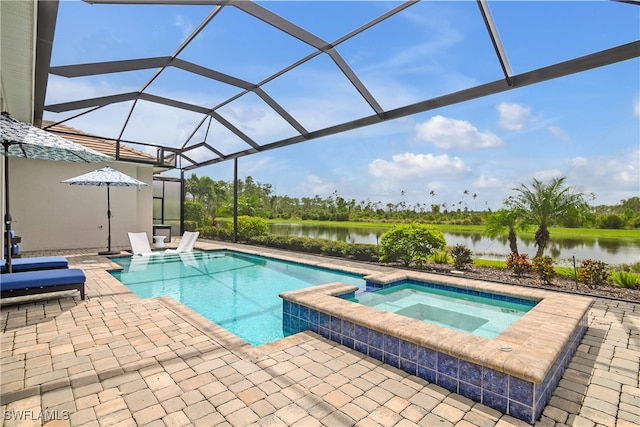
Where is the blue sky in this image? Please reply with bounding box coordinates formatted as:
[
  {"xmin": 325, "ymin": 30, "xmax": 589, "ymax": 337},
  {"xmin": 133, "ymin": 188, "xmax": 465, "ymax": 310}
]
[{"xmin": 45, "ymin": 1, "xmax": 639, "ymax": 211}]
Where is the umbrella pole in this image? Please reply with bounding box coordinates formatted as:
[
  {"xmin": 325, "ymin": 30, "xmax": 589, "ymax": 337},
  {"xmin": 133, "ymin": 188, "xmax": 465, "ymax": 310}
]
[
  {"xmin": 99, "ymin": 183, "xmax": 119, "ymax": 255},
  {"xmin": 3, "ymin": 142, "xmax": 12, "ymax": 273}
]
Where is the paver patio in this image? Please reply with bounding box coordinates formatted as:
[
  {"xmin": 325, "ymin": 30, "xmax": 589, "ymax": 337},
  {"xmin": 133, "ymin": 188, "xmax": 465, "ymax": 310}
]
[{"xmin": 1, "ymin": 241, "xmax": 638, "ymax": 426}]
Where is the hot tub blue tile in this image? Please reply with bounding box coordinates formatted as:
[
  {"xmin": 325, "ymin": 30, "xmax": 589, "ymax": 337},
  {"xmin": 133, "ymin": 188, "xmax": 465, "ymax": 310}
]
[
  {"xmin": 319, "ymin": 312, "xmax": 330, "ymax": 329},
  {"xmin": 399, "ymin": 340, "xmax": 417, "ymax": 361},
  {"xmin": 342, "ymin": 320, "xmax": 355, "ymax": 339},
  {"xmin": 369, "ymin": 346, "xmax": 383, "ymax": 362},
  {"xmin": 283, "ymin": 300, "xmax": 291, "ymax": 314},
  {"xmin": 355, "ymin": 325, "xmax": 368, "ymax": 343},
  {"xmin": 399, "ymin": 358, "xmax": 417, "ymax": 376},
  {"xmin": 330, "ymin": 330, "xmax": 341, "ymax": 342},
  {"xmin": 509, "ymin": 375, "xmax": 534, "ymax": 404},
  {"xmin": 291, "ymin": 303, "xmax": 299, "ymax": 317},
  {"xmin": 417, "ymin": 365, "xmax": 436, "ymax": 383},
  {"xmin": 293, "ymin": 315, "xmax": 302, "ymax": 330},
  {"xmin": 509, "ymin": 400, "xmax": 534, "ymax": 424},
  {"xmin": 331, "ymin": 316, "xmax": 342, "ymax": 334},
  {"xmin": 437, "ymin": 373, "xmax": 458, "ymax": 393},
  {"xmin": 459, "ymin": 360, "xmax": 482, "ymax": 387},
  {"xmin": 384, "ymin": 352, "xmax": 400, "ymax": 369},
  {"xmin": 437, "ymin": 353, "xmax": 458, "ymax": 378},
  {"xmin": 309, "ymin": 321, "xmax": 318, "ymax": 333},
  {"xmin": 417, "ymin": 346, "xmax": 437, "ymax": 369},
  {"xmin": 483, "ymin": 369, "xmax": 508, "ymax": 394},
  {"xmin": 483, "ymin": 390, "xmax": 508, "ymax": 414},
  {"xmin": 299, "ymin": 305, "xmax": 309, "ymax": 321},
  {"xmin": 342, "ymin": 336, "xmax": 354, "ymax": 349},
  {"xmin": 309, "ymin": 309, "xmax": 318, "ymax": 326},
  {"xmin": 369, "ymin": 330, "xmax": 384, "ymax": 350},
  {"xmin": 459, "ymin": 381, "xmax": 482, "ymax": 402},
  {"xmin": 384, "ymin": 335, "xmax": 399, "ymax": 355},
  {"xmin": 319, "ymin": 327, "xmax": 330, "ymax": 339},
  {"xmin": 354, "ymin": 340, "xmax": 368, "ymax": 355}
]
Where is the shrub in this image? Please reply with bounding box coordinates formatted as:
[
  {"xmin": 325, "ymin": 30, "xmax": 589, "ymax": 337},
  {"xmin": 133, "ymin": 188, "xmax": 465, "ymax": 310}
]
[
  {"xmin": 610, "ymin": 270, "xmax": 639, "ymax": 290},
  {"xmin": 198, "ymin": 225, "xmax": 232, "ymax": 241},
  {"xmin": 346, "ymin": 244, "xmax": 378, "ymax": 262},
  {"xmin": 184, "ymin": 201, "xmax": 207, "ymax": 227},
  {"xmin": 598, "ymin": 214, "xmax": 625, "ymax": 229},
  {"xmin": 450, "ymin": 244, "xmax": 473, "ymax": 270},
  {"xmin": 379, "ymin": 223, "xmax": 446, "ymax": 267},
  {"xmin": 506, "ymin": 253, "xmax": 533, "ymax": 277},
  {"xmin": 321, "ymin": 240, "xmax": 349, "ymax": 257},
  {"xmin": 533, "ymin": 256, "xmax": 556, "ymax": 285},
  {"xmin": 431, "ymin": 250, "xmax": 450, "ymax": 265},
  {"xmin": 578, "ymin": 259, "xmax": 609, "ymax": 289},
  {"xmin": 235, "ymin": 215, "xmax": 268, "ymax": 241},
  {"xmin": 183, "ymin": 220, "xmax": 198, "ymax": 232}
]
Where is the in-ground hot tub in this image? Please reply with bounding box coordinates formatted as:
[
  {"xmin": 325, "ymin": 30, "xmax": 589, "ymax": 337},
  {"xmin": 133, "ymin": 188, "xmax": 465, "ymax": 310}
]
[{"xmin": 280, "ymin": 270, "xmax": 593, "ymax": 424}]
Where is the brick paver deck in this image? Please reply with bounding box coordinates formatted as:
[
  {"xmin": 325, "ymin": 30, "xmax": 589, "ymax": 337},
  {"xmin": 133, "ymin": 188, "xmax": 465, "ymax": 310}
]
[{"xmin": 1, "ymin": 242, "xmax": 638, "ymax": 426}]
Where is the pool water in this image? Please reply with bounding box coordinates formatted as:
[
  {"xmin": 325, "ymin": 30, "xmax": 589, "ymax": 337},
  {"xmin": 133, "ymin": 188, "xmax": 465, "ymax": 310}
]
[
  {"xmin": 110, "ymin": 251, "xmax": 365, "ymax": 346},
  {"xmin": 350, "ymin": 283, "xmax": 536, "ymax": 338}
]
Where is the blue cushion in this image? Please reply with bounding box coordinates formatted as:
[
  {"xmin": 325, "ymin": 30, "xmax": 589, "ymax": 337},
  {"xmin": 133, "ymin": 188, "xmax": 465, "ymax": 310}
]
[
  {"xmin": 0, "ymin": 268, "xmax": 86, "ymax": 292},
  {"xmin": 1, "ymin": 256, "xmax": 69, "ymax": 273}
]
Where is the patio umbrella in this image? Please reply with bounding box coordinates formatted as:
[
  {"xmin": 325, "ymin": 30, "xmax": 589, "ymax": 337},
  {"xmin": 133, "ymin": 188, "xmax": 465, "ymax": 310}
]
[
  {"xmin": 1, "ymin": 112, "xmax": 112, "ymax": 273},
  {"xmin": 62, "ymin": 165, "xmax": 147, "ymax": 255}
]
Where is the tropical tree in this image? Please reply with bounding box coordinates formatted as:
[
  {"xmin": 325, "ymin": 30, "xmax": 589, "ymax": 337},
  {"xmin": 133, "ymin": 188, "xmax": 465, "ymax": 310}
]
[
  {"xmin": 509, "ymin": 176, "xmax": 587, "ymax": 257},
  {"xmin": 483, "ymin": 207, "xmax": 523, "ymax": 255}
]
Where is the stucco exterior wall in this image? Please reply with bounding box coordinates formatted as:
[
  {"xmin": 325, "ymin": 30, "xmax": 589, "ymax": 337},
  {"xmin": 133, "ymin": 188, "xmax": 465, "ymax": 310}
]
[{"xmin": 3, "ymin": 158, "xmax": 153, "ymax": 253}]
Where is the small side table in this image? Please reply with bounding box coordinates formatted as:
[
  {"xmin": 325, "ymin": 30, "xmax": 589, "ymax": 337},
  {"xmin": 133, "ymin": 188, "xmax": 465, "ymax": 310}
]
[{"xmin": 153, "ymin": 235, "xmax": 166, "ymax": 249}]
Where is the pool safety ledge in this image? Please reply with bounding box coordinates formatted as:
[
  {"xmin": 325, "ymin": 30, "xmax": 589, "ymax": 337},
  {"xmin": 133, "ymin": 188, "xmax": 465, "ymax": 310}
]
[{"xmin": 280, "ymin": 271, "xmax": 593, "ymax": 425}]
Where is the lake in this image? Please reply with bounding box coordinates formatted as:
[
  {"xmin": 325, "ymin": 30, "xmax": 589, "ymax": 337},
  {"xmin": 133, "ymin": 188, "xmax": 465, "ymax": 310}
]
[{"xmin": 268, "ymin": 223, "xmax": 640, "ymax": 266}]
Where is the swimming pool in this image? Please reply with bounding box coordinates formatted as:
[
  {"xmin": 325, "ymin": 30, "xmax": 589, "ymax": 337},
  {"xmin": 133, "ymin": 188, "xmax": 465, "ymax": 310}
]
[
  {"xmin": 350, "ymin": 282, "xmax": 536, "ymax": 339},
  {"xmin": 109, "ymin": 250, "xmax": 365, "ymax": 346}
]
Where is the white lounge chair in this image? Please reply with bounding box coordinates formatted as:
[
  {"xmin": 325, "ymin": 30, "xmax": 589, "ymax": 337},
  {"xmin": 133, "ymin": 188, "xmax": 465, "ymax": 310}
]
[
  {"xmin": 128, "ymin": 232, "xmax": 155, "ymax": 256},
  {"xmin": 166, "ymin": 231, "xmax": 199, "ymax": 254}
]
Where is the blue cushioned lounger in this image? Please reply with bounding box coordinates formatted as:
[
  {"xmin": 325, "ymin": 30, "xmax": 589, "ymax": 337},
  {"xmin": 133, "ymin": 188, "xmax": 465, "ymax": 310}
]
[
  {"xmin": 0, "ymin": 268, "xmax": 86, "ymax": 300},
  {"xmin": 1, "ymin": 256, "xmax": 69, "ymax": 274}
]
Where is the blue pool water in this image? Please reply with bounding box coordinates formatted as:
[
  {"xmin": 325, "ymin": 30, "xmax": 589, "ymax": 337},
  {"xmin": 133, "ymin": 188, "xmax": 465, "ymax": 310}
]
[
  {"xmin": 351, "ymin": 283, "xmax": 536, "ymax": 338},
  {"xmin": 109, "ymin": 251, "xmax": 365, "ymax": 346}
]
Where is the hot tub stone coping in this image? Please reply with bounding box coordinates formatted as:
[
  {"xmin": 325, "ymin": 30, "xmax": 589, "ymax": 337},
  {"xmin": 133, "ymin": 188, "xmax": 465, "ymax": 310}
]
[{"xmin": 280, "ymin": 274, "xmax": 593, "ymax": 384}]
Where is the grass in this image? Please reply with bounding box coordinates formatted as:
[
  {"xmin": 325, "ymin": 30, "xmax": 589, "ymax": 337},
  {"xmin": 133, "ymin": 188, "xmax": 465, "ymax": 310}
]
[{"xmin": 472, "ymin": 258, "xmax": 578, "ymax": 279}]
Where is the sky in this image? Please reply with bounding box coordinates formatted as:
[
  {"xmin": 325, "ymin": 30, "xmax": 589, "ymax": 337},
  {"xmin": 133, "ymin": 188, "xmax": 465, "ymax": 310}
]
[{"xmin": 44, "ymin": 1, "xmax": 639, "ymax": 211}]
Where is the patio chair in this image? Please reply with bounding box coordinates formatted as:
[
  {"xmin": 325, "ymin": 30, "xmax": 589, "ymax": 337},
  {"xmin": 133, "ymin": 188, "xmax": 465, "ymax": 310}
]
[
  {"xmin": 165, "ymin": 231, "xmax": 199, "ymax": 254},
  {"xmin": 128, "ymin": 232, "xmax": 155, "ymax": 256},
  {"xmin": 1, "ymin": 268, "xmax": 86, "ymax": 300},
  {"xmin": 1, "ymin": 256, "xmax": 69, "ymax": 274}
]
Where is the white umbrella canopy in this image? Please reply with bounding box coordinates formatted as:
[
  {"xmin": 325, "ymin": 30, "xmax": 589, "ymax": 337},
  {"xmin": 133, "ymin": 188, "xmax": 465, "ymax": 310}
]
[
  {"xmin": 1, "ymin": 112, "xmax": 112, "ymax": 272},
  {"xmin": 62, "ymin": 166, "xmax": 147, "ymax": 255}
]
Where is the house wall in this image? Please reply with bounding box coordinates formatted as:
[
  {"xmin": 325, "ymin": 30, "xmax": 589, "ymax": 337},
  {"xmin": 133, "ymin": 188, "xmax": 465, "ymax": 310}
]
[{"xmin": 4, "ymin": 158, "xmax": 154, "ymax": 252}]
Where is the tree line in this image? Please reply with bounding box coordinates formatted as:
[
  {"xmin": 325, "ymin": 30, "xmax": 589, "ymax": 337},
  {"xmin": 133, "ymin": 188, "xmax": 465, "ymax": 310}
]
[{"xmin": 184, "ymin": 173, "xmax": 640, "ymax": 232}]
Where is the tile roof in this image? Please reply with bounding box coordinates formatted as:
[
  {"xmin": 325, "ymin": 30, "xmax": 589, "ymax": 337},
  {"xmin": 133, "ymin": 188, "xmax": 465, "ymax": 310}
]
[{"xmin": 41, "ymin": 120, "xmax": 158, "ymax": 164}]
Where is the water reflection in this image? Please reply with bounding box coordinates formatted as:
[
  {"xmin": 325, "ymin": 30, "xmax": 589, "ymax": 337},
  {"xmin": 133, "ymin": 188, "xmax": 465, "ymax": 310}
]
[{"xmin": 268, "ymin": 223, "xmax": 639, "ymax": 265}]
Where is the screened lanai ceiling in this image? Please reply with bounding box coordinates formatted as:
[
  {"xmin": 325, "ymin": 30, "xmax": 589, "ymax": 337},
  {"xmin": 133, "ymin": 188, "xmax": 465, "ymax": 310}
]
[{"xmin": 41, "ymin": 0, "xmax": 640, "ymax": 172}]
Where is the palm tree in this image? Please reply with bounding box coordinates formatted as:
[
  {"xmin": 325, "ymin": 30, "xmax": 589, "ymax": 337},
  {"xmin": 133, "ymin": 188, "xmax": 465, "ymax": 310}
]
[
  {"xmin": 510, "ymin": 176, "xmax": 587, "ymax": 257},
  {"xmin": 483, "ymin": 208, "xmax": 522, "ymax": 255}
]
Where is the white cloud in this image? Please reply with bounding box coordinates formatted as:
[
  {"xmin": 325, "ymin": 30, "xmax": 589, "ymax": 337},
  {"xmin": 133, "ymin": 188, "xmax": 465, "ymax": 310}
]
[
  {"xmin": 548, "ymin": 125, "xmax": 570, "ymax": 141},
  {"xmin": 298, "ymin": 175, "xmax": 336, "ymax": 197},
  {"xmin": 496, "ymin": 102, "xmax": 531, "ymax": 131},
  {"xmin": 174, "ymin": 14, "xmax": 194, "ymax": 39},
  {"xmin": 570, "ymin": 157, "xmax": 588, "ymax": 167},
  {"xmin": 414, "ymin": 115, "xmax": 502, "ymax": 150},
  {"xmin": 473, "ymin": 175, "xmax": 502, "ymax": 189},
  {"xmin": 634, "ymin": 94, "xmax": 640, "ymax": 119},
  {"xmin": 368, "ymin": 152, "xmax": 469, "ymax": 180}
]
